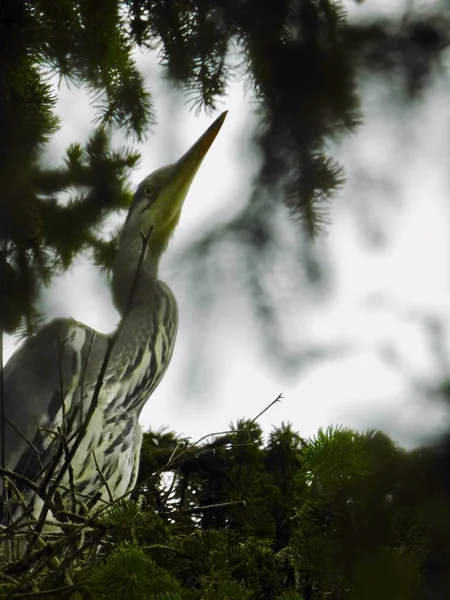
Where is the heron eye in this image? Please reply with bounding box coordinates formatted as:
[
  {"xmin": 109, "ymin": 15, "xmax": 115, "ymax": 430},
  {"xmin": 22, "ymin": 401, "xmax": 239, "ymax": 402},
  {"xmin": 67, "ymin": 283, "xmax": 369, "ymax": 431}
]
[{"xmin": 143, "ymin": 184, "xmax": 154, "ymax": 197}]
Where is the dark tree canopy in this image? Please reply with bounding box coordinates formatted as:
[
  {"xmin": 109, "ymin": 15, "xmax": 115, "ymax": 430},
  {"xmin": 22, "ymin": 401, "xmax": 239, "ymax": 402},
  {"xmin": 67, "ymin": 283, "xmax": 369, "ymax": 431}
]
[
  {"xmin": 1, "ymin": 0, "xmax": 447, "ymax": 334},
  {"xmin": 4, "ymin": 421, "xmax": 450, "ymax": 597},
  {"xmin": 134, "ymin": 423, "xmax": 450, "ymax": 599}
]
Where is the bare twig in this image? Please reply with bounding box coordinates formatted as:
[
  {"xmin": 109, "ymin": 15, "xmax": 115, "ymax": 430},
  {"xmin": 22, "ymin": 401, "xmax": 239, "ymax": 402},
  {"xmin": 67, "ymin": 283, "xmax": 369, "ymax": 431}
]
[
  {"xmin": 167, "ymin": 500, "xmax": 247, "ymax": 516},
  {"xmin": 79, "ymin": 331, "xmax": 96, "ymax": 426},
  {"xmin": 0, "ymin": 242, "xmax": 8, "ymax": 523},
  {"xmin": 159, "ymin": 462, "xmax": 182, "ymax": 512},
  {"xmin": 166, "ymin": 440, "xmax": 185, "ymax": 467},
  {"xmin": 250, "ymin": 393, "xmax": 283, "ymax": 424},
  {"xmin": 56, "ymin": 324, "xmax": 67, "ymax": 432},
  {"xmin": 58, "ymin": 429, "xmax": 77, "ymax": 513},
  {"xmin": 132, "ymin": 395, "xmax": 284, "ymax": 511},
  {"xmin": 4, "ymin": 418, "xmax": 43, "ymax": 471},
  {"xmin": 0, "ymin": 470, "xmax": 41, "ymax": 497},
  {"xmin": 3, "ymin": 582, "xmax": 86, "ymax": 598},
  {"xmin": 92, "ymin": 450, "xmax": 113, "ymax": 504}
]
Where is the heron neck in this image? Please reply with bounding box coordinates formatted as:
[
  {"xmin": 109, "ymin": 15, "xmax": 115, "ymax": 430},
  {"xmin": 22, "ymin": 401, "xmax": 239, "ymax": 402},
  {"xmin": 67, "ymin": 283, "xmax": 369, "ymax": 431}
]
[{"xmin": 111, "ymin": 241, "xmax": 162, "ymax": 316}]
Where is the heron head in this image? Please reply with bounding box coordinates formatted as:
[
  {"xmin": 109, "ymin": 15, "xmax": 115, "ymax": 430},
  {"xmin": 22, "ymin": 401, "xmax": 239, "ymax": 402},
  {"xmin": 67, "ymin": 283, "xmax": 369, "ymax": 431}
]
[{"xmin": 126, "ymin": 111, "xmax": 227, "ymax": 255}]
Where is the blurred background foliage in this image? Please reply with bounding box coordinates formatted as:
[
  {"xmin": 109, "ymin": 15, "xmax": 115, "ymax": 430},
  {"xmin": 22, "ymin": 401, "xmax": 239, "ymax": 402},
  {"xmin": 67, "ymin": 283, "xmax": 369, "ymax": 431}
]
[{"xmin": 1, "ymin": 0, "xmax": 448, "ymax": 342}]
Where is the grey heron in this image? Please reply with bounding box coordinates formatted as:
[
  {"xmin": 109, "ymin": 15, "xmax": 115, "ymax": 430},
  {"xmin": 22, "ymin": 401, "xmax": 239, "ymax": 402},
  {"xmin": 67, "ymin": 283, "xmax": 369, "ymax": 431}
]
[{"xmin": 0, "ymin": 112, "xmax": 227, "ymax": 526}]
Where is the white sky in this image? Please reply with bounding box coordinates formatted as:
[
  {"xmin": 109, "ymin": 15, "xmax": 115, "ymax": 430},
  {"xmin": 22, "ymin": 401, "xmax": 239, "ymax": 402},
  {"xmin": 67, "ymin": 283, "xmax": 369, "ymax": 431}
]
[{"xmin": 4, "ymin": 9, "xmax": 450, "ymax": 450}]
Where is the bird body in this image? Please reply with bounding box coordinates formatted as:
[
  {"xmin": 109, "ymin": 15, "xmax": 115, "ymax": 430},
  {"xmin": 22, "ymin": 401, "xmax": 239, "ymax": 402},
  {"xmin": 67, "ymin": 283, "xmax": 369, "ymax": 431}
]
[
  {"xmin": 0, "ymin": 112, "xmax": 226, "ymax": 523},
  {"xmin": 3, "ymin": 278, "xmax": 177, "ymax": 515}
]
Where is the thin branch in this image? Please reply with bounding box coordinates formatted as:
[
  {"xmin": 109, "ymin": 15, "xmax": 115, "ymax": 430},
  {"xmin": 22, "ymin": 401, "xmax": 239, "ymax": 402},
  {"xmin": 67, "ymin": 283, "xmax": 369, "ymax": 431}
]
[
  {"xmin": 4, "ymin": 418, "xmax": 43, "ymax": 471},
  {"xmin": 0, "ymin": 475, "xmax": 31, "ymax": 561},
  {"xmin": 0, "ymin": 470, "xmax": 42, "ymax": 497},
  {"xmin": 130, "ymin": 430, "xmax": 239, "ymax": 500},
  {"xmin": 58, "ymin": 428, "xmax": 77, "ymax": 513},
  {"xmin": 0, "ymin": 241, "xmax": 7, "ymax": 523},
  {"xmin": 166, "ymin": 440, "xmax": 185, "ymax": 468},
  {"xmin": 134, "ymin": 395, "xmax": 284, "ymax": 506},
  {"xmin": 56, "ymin": 324, "xmax": 67, "ymax": 431},
  {"xmin": 79, "ymin": 331, "xmax": 96, "ymax": 426},
  {"xmin": 0, "ymin": 520, "xmax": 66, "ymax": 534},
  {"xmin": 92, "ymin": 450, "xmax": 113, "ymax": 504},
  {"xmin": 2, "ymin": 581, "xmax": 85, "ymax": 598},
  {"xmin": 159, "ymin": 462, "xmax": 182, "ymax": 512},
  {"xmin": 250, "ymin": 393, "xmax": 284, "ymax": 424},
  {"xmin": 167, "ymin": 500, "xmax": 247, "ymax": 516},
  {"xmin": 0, "ymin": 571, "xmax": 19, "ymax": 585}
]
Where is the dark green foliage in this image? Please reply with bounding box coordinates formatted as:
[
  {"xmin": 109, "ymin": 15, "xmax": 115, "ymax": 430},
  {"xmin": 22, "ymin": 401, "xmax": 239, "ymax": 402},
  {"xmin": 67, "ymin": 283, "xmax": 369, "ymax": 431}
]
[
  {"xmin": 0, "ymin": 0, "xmax": 150, "ymax": 334},
  {"xmin": 19, "ymin": 0, "xmax": 153, "ymax": 140},
  {"xmin": 136, "ymin": 424, "xmax": 449, "ymax": 599},
  {"xmin": 284, "ymin": 428, "xmax": 422, "ymax": 598},
  {"xmin": 3, "ymin": 422, "xmax": 450, "ymax": 598},
  {"xmin": 132, "ymin": 1, "xmax": 448, "ymax": 376},
  {"xmin": 90, "ymin": 544, "xmax": 183, "ymax": 600},
  {"xmin": 1, "ymin": 0, "xmax": 448, "ymax": 339},
  {"xmin": 126, "ymin": 0, "xmax": 359, "ymax": 235},
  {"xmin": 0, "ymin": 0, "xmax": 181, "ymax": 335},
  {"xmin": 0, "ymin": 129, "xmax": 139, "ymax": 335}
]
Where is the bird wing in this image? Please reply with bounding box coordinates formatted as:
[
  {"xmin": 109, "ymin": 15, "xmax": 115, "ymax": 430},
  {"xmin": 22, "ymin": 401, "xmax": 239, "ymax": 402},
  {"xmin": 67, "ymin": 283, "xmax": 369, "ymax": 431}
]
[{"xmin": 1, "ymin": 317, "xmax": 110, "ymax": 486}]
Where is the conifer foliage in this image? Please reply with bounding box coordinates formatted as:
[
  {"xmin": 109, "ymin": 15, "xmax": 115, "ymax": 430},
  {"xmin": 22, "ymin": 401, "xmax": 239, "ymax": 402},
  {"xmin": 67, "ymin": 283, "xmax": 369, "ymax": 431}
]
[
  {"xmin": 0, "ymin": 0, "xmax": 447, "ymax": 331},
  {"xmin": 2, "ymin": 422, "xmax": 450, "ymax": 598},
  {"xmin": 0, "ymin": 0, "xmax": 148, "ymax": 334}
]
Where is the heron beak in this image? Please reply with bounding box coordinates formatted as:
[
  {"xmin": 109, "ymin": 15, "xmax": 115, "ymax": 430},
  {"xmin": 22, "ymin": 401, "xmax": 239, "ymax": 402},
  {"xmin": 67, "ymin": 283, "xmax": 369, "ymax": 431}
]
[
  {"xmin": 176, "ymin": 111, "xmax": 227, "ymax": 182},
  {"xmin": 163, "ymin": 111, "xmax": 228, "ymax": 220},
  {"xmin": 149, "ymin": 111, "xmax": 227, "ymax": 249},
  {"xmin": 168, "ymin": 111, "xmax": 227, "ymax": 211}
]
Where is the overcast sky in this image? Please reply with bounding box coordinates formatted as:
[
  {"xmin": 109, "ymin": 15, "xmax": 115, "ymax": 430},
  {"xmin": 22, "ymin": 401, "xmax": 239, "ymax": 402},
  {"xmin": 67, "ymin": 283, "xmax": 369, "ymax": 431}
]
[{"xmin": 4, "ymin": 1, "xmax": 450, "ymax": 450}]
